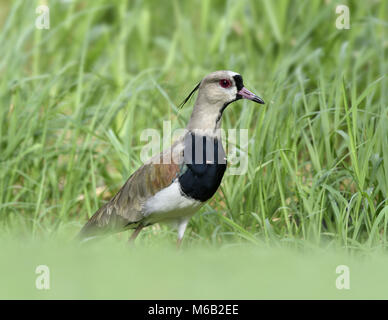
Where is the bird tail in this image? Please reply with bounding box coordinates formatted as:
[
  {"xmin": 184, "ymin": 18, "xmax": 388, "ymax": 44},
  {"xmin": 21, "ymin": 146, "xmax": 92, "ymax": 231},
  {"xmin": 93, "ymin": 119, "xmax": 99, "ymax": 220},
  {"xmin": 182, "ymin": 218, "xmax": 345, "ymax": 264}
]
[
  {"xmin": 75, "ymin": 220, "xmax": 103, "ymax": 243},
  {"xmin": 76, "ymin": 205, "xmax": 131, "ymax": 242}
]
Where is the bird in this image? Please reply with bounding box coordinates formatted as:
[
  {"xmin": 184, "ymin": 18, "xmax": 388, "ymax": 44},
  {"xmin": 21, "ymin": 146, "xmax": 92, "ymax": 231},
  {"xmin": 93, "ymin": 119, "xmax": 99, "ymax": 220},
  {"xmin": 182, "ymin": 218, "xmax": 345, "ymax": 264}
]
[{"xmin": 77, "ymin": 70, "xmax": 264, "ymax": 246}]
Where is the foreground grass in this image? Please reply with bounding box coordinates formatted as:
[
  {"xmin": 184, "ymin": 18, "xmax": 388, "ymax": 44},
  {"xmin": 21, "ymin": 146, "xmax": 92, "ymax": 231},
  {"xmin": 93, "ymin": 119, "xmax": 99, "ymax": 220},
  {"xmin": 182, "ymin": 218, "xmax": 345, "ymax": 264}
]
[
  {"xmin": 0, "ymin": 0, "xmax": 387, "ymax": 250},
  {"xmin": 2, "ymin": 240, "xmax": 388, "ymax": 299}
]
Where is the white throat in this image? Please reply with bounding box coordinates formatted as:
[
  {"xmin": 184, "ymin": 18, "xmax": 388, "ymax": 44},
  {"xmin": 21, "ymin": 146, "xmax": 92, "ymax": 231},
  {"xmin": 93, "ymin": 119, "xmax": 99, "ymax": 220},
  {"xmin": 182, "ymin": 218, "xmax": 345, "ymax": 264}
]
[{"xmin": 186, "ymin": 97, "xmax": 225, "ymax": 138}]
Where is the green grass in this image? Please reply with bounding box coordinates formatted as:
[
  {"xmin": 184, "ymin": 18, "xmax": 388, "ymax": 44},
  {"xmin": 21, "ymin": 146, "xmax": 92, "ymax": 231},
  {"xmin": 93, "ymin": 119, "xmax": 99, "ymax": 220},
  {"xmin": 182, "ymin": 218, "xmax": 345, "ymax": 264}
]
[
  {"xmin": 0, "ymin": 0, "xmax": 387, "ymax": 252},
  {"xmin": 3, "ymin": 240, "xmax": 388, "ymax": 299}
]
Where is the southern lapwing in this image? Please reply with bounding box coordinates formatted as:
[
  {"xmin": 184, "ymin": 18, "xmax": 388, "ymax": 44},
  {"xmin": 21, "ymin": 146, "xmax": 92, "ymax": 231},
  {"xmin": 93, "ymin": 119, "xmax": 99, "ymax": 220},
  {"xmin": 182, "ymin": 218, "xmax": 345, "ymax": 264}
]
[{"xmin": 78, "ymin": 70, "xmax": 264, "ymax": 245}]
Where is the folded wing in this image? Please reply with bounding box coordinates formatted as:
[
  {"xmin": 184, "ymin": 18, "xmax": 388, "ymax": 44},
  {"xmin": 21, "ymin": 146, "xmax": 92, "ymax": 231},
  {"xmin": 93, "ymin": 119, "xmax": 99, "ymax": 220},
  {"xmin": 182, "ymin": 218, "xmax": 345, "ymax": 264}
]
[{"xmin": 78, "ymin": 141, "xmax": 183, "ymax": 239}]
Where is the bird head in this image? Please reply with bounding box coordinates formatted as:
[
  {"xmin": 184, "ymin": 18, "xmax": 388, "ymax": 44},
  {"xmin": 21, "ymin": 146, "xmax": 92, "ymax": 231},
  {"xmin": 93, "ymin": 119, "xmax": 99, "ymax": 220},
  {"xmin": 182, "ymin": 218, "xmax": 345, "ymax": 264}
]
[
  {"xmin": 181, "ymin": 71, "xmax": 264, "ymax": 131},
  {"xmin": 185, "ymin": 70, "xmax": 264, "ymax": 133},
  {"xmin": 198, "ymin": 70, "xmax": 264, "ymax": 106}
]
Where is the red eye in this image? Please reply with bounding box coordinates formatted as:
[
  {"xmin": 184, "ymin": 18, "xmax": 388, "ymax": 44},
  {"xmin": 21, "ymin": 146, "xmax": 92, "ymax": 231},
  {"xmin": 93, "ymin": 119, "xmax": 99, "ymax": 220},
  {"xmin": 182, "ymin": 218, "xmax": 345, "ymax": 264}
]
[{"xmin": 219, "ymin": 79, "xmax": 232, "ymax": 88}]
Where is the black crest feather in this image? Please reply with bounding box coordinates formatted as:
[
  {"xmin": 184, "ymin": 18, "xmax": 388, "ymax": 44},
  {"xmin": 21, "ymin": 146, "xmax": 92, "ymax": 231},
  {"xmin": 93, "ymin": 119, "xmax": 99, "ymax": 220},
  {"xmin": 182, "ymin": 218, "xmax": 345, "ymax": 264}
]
[{"xmin": 178, "ymin": 82, "xmax": 201, "ymax": 109}]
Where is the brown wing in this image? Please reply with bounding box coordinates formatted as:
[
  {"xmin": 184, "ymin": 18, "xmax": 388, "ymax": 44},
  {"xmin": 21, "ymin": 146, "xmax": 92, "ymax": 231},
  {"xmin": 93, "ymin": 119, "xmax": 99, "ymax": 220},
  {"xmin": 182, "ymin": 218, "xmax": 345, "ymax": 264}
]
[{"xmin": 78, "ymin": 141, "xmax": 183, "ymax": 239}]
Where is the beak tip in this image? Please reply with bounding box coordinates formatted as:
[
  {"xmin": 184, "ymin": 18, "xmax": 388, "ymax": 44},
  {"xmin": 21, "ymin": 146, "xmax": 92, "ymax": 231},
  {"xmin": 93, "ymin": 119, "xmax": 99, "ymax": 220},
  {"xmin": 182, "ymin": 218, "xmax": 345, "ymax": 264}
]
[
  {"xmin": 254, "ymin": 97, "xmax": 265, "ymax": 104},
  {"xmin": 238, "ymin": 87, "xmax": 264, "ymax": 104}
]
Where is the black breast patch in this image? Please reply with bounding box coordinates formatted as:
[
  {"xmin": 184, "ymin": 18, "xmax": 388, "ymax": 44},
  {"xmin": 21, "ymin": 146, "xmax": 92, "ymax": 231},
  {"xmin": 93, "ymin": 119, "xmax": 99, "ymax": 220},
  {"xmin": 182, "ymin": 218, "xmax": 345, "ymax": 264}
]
[{"xmin": 178, "ymin": 133, "xmax": 227, "ymax": 202}]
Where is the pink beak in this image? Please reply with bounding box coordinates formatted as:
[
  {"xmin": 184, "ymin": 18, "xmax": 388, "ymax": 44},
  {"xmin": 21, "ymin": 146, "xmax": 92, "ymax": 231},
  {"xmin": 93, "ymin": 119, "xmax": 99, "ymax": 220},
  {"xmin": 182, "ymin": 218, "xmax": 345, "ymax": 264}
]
[{"xmin": 238, "ymin": 87, "xmax": 265, "ymax": 104}]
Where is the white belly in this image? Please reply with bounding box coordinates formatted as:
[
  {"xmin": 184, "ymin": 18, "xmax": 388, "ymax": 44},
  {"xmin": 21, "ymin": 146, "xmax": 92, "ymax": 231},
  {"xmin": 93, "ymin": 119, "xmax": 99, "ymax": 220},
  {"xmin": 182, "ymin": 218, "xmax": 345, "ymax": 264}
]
[{"xmin": 143, "ymin": 181, "xmax": 202, "ymax": 223}]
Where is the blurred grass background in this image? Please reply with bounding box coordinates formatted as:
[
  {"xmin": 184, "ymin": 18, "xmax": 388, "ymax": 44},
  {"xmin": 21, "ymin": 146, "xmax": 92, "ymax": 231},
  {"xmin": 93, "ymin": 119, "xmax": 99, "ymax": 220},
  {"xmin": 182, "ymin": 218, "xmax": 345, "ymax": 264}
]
[{"xmin": 0, "ymin": 0, "xmax": 387, "ymax": 252}]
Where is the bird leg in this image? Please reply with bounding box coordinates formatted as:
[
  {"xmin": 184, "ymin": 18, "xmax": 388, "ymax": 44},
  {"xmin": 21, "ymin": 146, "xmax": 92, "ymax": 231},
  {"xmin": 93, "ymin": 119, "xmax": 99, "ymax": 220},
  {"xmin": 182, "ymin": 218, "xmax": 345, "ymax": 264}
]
[
  {"xmin": 176, "ymin": 237, "xmax": 183, "ymax": 249},
  {"xmin": 176, "ymin": 218, "xmax": 189, "ymax": 249},
  {"xmin": 128, "ymin": 224, "xmax": 144, "ymax": 244}
]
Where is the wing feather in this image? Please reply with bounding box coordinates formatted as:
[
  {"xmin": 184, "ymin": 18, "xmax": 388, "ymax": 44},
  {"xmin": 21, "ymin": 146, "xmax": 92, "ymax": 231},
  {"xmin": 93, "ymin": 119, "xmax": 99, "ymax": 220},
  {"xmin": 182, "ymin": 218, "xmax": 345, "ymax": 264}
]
[{"xmin": 78, "ymin": 141, "xmax": 183, "ymax": 239}]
